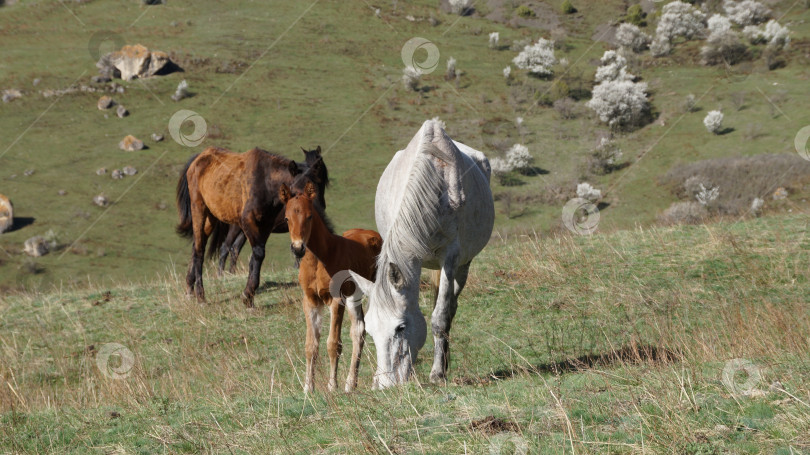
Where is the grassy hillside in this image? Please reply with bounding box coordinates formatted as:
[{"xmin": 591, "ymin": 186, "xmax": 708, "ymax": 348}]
[
  {"xmin": 1, "ymin": 214, "xmax": 809, "ymax": 453},
  {"xmin": 1, "ymin": 0, "xmax": 809, "ymax": 290}
]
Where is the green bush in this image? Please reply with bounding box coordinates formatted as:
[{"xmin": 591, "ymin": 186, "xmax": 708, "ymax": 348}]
[
  {"xmin": 626, "ymin": 4, "xmax": 645, "ymax": 26},
  {"xmin": 515, "ymin": 4, "xmax": 535, "ymax": 18},
  {"xmin": 561, "ymin": 0, "xmax": 576, "ymax": 14}
]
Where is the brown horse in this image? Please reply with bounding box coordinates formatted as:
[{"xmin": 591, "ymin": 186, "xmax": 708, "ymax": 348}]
[
  {"xmin": 280, "ymin": 182, "xmax": 382, "ymax": 392},
  {"xmin": 176, "ymin": 146, "xmax": 325, "ymax": 307},
  {"xmin": 215, "ymin": 147, "xmax": 329, "ymax": 275}
]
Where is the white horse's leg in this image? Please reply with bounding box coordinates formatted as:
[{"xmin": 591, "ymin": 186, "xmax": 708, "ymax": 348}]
[
  {"xmin": 430, "ymin": 247, "xmax": 466, "ymax": 383},
  {"xmin": 343, "ymin": 296, "xmax": 365, "ymax": 392}
]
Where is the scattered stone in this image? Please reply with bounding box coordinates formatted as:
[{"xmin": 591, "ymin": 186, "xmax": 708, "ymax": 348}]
[
  {"xmin": 2, "ymin": 89, "xmax": 22, "ymax": 103},
  {"xmin": 93, "ymin": 194, "xmax": 109, "ymax": 207},
  {"xmin": 23, "ymin": 169, "xmax": 34, "ymax": 176},
  {"xmin": 99, "ymin": 44, "xmax": 174, "ymax": 81},
  {"xmin": 116, "ymin": 85, "xmax": 125, "ymax": 94},
  {"xmin": 97, "ymin": 95, "xmax": 114, "ymax": 110},
  {"xmin": 122, "ymin": 166, "xmax": 137, "ymax": 176},
  {"xmin": 111, "ymin": 169, "xmax": 124, "ymax": 180},
  {"xmin": 23, "ymin": 236, "xmax": 49, "ymax": 257},
  {"xmin": 0, "ymin": 194, "xmax": 13, "ymax": 234},
  {"xmin": 171, "ymin": 79, "xmax": 189, "ymax": 101},
  {"xmin": 57, "ymin": 190, "xmax": 67, "ymax": 196},
  {"xmin": 32, "ymin": 78, "xmax": 41, "ymax": 86},
  {"xmin": 96, "ymin": 167, "xmax": 108, "ymax": 175},
  {"xmin": 116, "ymin": 105, "xmax": 129, "ymax": 118},
  {"xmin": 91, "ymin": 75, "xmax": 112, "ymax": 84},
  {"xmin": 156, "ymin": 201, "xmax": 168, "ymax": 210},
  {"xmin": 151, "ymin": 133, "xmax": 164, "ymax": 142},
  {"xmin": 119, "ymin": 135, "xmax": 144, "ymax": 152},
  {"xmin": 773, "ymin": 187, "xmax": 788, "ymax": 200}
]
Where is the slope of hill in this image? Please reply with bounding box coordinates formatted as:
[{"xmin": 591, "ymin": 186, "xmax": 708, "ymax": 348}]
[
  {"xmin": 1, "ymin": 214, "xmax": 809, "ymax": 453},
  {"xmin": 1, "ymin": 0, "xmax": 809, "ymax": 290}
]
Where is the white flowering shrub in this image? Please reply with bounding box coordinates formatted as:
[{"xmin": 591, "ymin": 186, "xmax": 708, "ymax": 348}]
[
  {"xmin": 489, "ymin": 32, "xmax": 500, "ymax": 49},
  {"xmin": 723, "ymin": 0, "xmax": 770, "ymax": 26},
  {"xmin": 655, "ymin": 1, "xmax": 706, "ymax": 42},
  {"xmin": 588, "ymin": 137, "xmax": 623, "ymax": 175},
  {"xmin": 594, "ymin": 50, "xmax": 634, "ymax": 83},
  {"xmin": 506, "ymin": 144, "xmax": 534, "ymax": 172},
  {"xmin": 695, "ymin": 183, "xmax": 720, "ymax": 205},
  {"xmin": 446, "ymin": 57, "xmax": 457, "ymax": 80},
  {"xmin": 615, "ymin": 23, "xmax": 651, "ymax": 53},
  {"xmin": 703, "ymin": 110, "xmax": 724, "ymax": 134},
  {"xmin": 490, "ymin": 157, "xmax": 512, "ymax": 175},
  {"xmin": 402, "ymin": 66, "xmax": 421, "ymax": 91},
  {"xmin": 751, "ymin": 197, "xmax": 764, "ymax": 215},
  {"xmin": 587, "ymin": 79, "xmax": 650, "ymax": 130},
  {"xmin": 512, "ymin": 38, "xmax": 557, "ymax": 77},
  {"xmin": 650, "ymin": 35, "xmax": 672, "ymax": 56},
  {"xmin": 707, "ymin": 14, "xmax": 732, "ymax": 38},
  {"xmin": 449, "ymin": 0, "xmax": 472, "ymax": 15},
  {"xmin": 503, "ymin": 66, "xmax": 512, "ymax": 79},
  {"xmin": 742, "ymin": 25, "xmax": 766, "ymax": 44},
  {"xmin": 764, "ymin": 20, "xmax": 790, "ymax": 49},
  {"xmin": 576, "ymin": 183, "xmax": 602, "ymax": 202}
]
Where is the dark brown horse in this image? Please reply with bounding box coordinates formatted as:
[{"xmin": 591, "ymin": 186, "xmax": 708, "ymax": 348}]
[
  {"xmin": 176, "ymin": 146, "xmax": 326, "ymax": 307},
  {"xmin": 215, "ymin": 147, "xmax": 329, "ymax": 275}
]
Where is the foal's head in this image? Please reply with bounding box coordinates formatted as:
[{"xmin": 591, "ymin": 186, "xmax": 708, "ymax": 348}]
[{"xmin": 279, "ymin": 181, "xmax": 319, "ymax": 259}]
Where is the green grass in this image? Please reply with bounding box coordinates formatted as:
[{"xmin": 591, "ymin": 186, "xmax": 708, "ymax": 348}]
[
  {"xmin": 2, "ymin": 214, "xmax": 809, "ymax": 453},
  {"xmin": 2, "ymin": 0, "xmax": 810, "ymax": 290}
]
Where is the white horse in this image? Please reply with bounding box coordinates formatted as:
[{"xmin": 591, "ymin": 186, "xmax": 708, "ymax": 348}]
[{"xmin": 350, "ymin": 120, "xmax": 494, "ymax": 388}]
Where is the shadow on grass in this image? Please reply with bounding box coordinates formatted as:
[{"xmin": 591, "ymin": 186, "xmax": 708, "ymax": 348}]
[{"xmin": 7, "ymin": 216, "xmax": 35, "ymax": 233}]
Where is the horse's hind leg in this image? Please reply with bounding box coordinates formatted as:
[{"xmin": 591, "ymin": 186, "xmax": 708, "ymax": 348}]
[
  {"xmin": 240, "ymin": 220, "xmax": 269, "ymax": 308},
  {"xmin": 326, "ymin": 297, "xmax": 345, "ymax": 392},
  {"xmin": 190, "ymin": 207, "xmax": 214, "ymax": 303},
  {"xmin": 344, "ymin": 295, "xmax": 365, "ymax": 392},
  {"xmin": 217, "ymin": 225, "xmax": 241, "ymax": 276},
  {"xmin": 430, "ymin": 250, "xmax": 469, "ymax": 384},
  {"xmin": 229, "ymin": 231, "xmax": 246, "ymax": 274}
]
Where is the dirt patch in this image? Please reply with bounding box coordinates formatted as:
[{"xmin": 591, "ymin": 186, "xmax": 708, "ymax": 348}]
[
  {"xmin": 592, "ymin": 23, "xmax": 617, "ymax": 45},
  {"xmin": 470, "ymin": 416, "xmax": 519, "ymax": 435},
  {"xmin": 485, "ymin": 0, "xmax": 560, "ymax": 31}
]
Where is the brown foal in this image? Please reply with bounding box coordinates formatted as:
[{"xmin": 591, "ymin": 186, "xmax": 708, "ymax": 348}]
[{"xmin": 280, "ymin": 182, "xmax": 382, "ymax": 392}]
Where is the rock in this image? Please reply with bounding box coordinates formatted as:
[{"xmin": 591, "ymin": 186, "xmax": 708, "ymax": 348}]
[
  {"xmin": 119, "ymin": 135, "xmax": 144, "ymax": 151},
  {"xmin": 116, "ymin": 105, "xmax": 129, "ymax": 118},
  {"xmin": 96, "ymin": 167, "xmax": 108, "ymax": 175},
  {"xmin": 24, "ymin": 236, "xmax": 49, "ymax": 257},
  {"xmin": 101, "ymin": 44, "xmax": 173, "ymax": 81},
  {"xmin": 2, "ymin": 89, "xmax": 22, "ymax": 103},
  {"xmin": 91, "ymin": 75, "xmax": 112, "ymax": 83},
  {"xmin": 122, "ymin": 166, "xmax": 137, "ymax": 176},
  {"xmin": 151, "ymin": 133, "xmax": 164, "ymax": 142},
  {"xmin": 0, "ymin": 194, "xmax": 12, "ymax": 234},
  {"xmin": 773, "ymin": 187, "xmax": 788, "ymax": 200},
  {"xmin": 111, "ymin": 169, "xmax": 124, "ymax": 180},
  {"xmin": 97, "ymin": 95, "xmax": 114, "ymax": 110},
  {"xmin": 57, "ymin": 190, "xmax": 67, "ymax": 196},
  {"xmin": 23, "ymin": 169, "xmax": 34, "ymax": 176},
  {"xmin": 93, "ymin": 194, "xmax": 109, "ymax": 207},
  {"xmin": 32, "ymin": 78, "xmax": 40, "ymax": 86}
]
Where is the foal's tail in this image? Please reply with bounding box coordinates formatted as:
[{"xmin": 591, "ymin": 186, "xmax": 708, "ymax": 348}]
[
  {"xmin": 175, "ymin": 153, "xmax": 199, "ymax": 238},
  {"xmin": 430, "ymin": 269, "xmax": 441, "ymax": 308}
]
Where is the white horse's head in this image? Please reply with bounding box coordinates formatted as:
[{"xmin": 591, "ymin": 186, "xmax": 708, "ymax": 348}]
[{"xmin": 350, "ymin": 262, "xmax": 426, "ymax": 389}]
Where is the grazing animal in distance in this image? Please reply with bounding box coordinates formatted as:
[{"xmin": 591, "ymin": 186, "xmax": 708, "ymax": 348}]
[
  {"xmin": 215, "ymin": 146, "xmax": 329, "ymax": 275},
  {"xmin": 176, "ymin": 146, "xmax": 325, "ymax": 307},
  {"xmin": 350, "ymin": 119, "xmax": 494, "ymax": 388},
  {"xmin": 280, "ymin": 182, "xmax": 382, "ymax": 392}
]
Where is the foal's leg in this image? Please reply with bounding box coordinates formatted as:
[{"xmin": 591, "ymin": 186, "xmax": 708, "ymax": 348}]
[
  {"xmin": 302, "ymin": 293, "xmax": 321, "ymax": 393},
  {"xmin": 326, "ymin": 297, "xmax": 345, "ymax": 392},
  {"xmin": 343, "ymin": 295, "xmax": 365, "ymax": 393}
]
